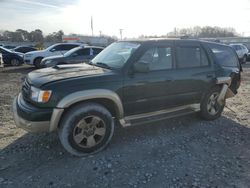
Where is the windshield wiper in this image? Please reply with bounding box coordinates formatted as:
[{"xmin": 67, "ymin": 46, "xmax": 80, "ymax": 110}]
[{"xmin": 95, "ymin": 62, "xmax": 112, "ymax": 69}]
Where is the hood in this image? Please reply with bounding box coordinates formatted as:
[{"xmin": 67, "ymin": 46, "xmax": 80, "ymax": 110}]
[
  {"xmin": 14, "ymin": 52, "xmax": 24, "ymax": 56},
  {"xmin": 42, "ymin": 55, "xmax": 64, "ymax": 61},
  {"xmin": 26, "ymin": 50, "xmax": 46, "ymax": 55},
  {"xmin": 27, "ymin": 64, "xmax": 109, "ymax": 87}
]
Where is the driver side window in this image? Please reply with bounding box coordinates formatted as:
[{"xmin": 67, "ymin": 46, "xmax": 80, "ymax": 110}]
[
  {"xmin": 50, "ymin": 45, "xmax": 63, "ymax": 52},
  {"xmin": 138, "ymin": 46, "xmax": 172, "ymax": 71}
]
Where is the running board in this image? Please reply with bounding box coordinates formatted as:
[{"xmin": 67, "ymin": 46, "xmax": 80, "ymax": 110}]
[{"xmin": 119, "ymin": 104, "xmax": 200, "ymax": 127}]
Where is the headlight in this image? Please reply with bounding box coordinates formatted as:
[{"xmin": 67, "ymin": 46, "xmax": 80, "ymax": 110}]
[
  {"xmin": 44, "ymin": 60, "xmax": 52, "ymax": 65},
  {"xmin": 30, "ymin": 86, "xmax": 52, "ymax": 103}
]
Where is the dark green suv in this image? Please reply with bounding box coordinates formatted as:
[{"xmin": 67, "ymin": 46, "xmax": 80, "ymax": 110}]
[{"xmin": 13, "ymin": 39, "xmax": 241, "ymax": 156}]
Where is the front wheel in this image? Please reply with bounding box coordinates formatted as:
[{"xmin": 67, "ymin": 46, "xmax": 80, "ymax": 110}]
[
  {"xmin": 34, "ymin": 57, "xmax": 43, "ymax": 68},
  {"xmin": 58, "ymin": 102, "xmax": 114, "ymax": 157},
  {"xmin": 242, "ymin": 55, "xmax": 247, "ymax": 64},
  {"xmin": 199, "ymin": 87, "xmax": 225, "ymax": 120},
  {"xmin": 10, "ymin": 58, "xmax": 21, "ymax": 66}
]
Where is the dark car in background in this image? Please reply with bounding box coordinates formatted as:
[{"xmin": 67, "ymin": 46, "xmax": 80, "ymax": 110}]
[
  {"xmin": 13, "ymin": 46, "xmax": 37, "ymax": 53},
  {"xmin": 40, "ymin": 46, "xmax": 104, "ymax": 68},
  {"xmin": 3, "ymin": 45, "xmax": 16, "ymax": 49},
  {"xmin": 0, "ymin": 47, "xmax": 23, "ymax": 66}
]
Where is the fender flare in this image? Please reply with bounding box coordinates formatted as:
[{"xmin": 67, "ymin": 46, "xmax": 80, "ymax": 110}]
[
  {"xmin": 49, "ymin": 89, "xmax": 124, "ymax": 132},
  {"xmin": 216, "ymin": 77, "xmax": 231, "ymax": 85}
]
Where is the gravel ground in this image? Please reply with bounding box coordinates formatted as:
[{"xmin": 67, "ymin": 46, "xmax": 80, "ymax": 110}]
[{"xmin": 0, "ymin": 64, "xmax": 250, "ymax": 188}]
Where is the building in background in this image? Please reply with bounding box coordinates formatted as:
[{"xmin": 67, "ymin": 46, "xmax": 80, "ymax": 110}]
[{"xmin": 62, "ymin": 35, "xmax": 114, "ymax": 47}]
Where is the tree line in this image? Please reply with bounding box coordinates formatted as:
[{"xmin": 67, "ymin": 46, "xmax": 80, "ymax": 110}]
[
  {"xmin": 0, "ymin": 29, "xmax": 64, "ymax": 42},
  {"xmin": 0, "ymin": 26, "xmax": 240, "ymax": 43},
  {"xmin": 139, "ymin": 26, "xmax": 239, "ymax": 39}
]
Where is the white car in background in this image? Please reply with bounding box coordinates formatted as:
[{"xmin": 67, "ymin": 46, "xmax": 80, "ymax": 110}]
[
  {"xmin": 0, "ymin": 53, "xmax": 3, "ymax": 67},
  {"xmin": 229, "ymin": 44, "xmax": 249, "ymax": 64},
  {"xmin": 24, "ymin": 43, "xmax": 83, "ymax": 68}
]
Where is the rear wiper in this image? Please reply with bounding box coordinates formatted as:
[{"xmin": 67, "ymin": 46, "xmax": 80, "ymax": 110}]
[{"xmin": 95, "ymin": 62, "xmax": 112, "ymax": 69}]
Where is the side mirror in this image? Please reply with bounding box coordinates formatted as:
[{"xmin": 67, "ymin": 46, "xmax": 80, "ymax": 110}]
[{"xmin": 133, "ymin": 61, "xmax": 150, "ymax": 73}]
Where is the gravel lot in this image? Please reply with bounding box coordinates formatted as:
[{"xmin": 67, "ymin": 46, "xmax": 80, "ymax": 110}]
[{"xmin": 0, "ymin": 64, "xmax": 250, "ymax": 188}]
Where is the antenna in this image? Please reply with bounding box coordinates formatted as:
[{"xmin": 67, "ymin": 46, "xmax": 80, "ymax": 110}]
[
  {"xmin": 91, "ymin": 16, "xmax": 94, "ymax": 36},
  {"xmin": 119, "ymin": 29, "xmax": 123, "ymax": 40}
]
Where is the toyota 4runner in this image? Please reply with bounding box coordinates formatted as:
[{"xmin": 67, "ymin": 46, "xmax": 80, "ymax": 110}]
[{"xmin": 13, "ymin": 39, "xmax": 241, "ymax": 156}]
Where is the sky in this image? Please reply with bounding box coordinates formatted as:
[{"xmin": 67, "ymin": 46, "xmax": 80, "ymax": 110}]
[{"xmin": 0, "ymin": 0, "xmax": 250, "ymax": 38}]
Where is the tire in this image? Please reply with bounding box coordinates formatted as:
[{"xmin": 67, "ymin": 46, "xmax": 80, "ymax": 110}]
[
  {"xmin": 10, "ymin": 58, "xmax": 21, "ymax": 66},
  {"xmin": 58, "ymin": 102, "xmax": 114, "ymax": 157},
  {"xmin": 242, "ymin": 55, "xmax": 247, "ymax": 64},
  {"xmin": 199, "ymin": 86, "xmax": 225, "ymax": 121},
  {"xmin": 34, "ymin": 57, "xmax": 43, "ymax": 68}
]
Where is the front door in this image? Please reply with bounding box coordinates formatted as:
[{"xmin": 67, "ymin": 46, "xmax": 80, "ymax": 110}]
[{"xmin": 122, "ymin": 42, "xmax": 175, "ymax": 116}]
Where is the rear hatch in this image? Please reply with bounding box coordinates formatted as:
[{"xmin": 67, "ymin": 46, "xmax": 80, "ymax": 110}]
[{"xmin": 208, "ymin": 43, "xmax": 241, "ymax": 93}]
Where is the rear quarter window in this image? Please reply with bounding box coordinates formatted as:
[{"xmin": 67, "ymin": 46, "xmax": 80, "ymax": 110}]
[{"xmin": 209, "ymin": 44, "xmax": 239, "ymax": 67}]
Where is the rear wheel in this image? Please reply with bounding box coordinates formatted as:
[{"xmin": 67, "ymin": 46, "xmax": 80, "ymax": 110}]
[
  {"xmin": 58, "ymin": 102, "xmax": 114, "ymax": 157},
  {"xmin": 10, "ymin": 58, "xmax": 21, "ymax": 66},
  {"xmin": 34, "ymin": 57, "xmax": 43, "ymax": 68},
  {"xmin": 199, "ymin": 87, "xmax": 225, "ymax": 120},
  {"xmin": 242, "ymin": 55, "xmax": 247, "ymax": 64}
]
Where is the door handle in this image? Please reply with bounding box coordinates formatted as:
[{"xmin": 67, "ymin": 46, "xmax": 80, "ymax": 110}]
[{"xmin": 206, "ymin": 74, "xmax": 213, "ymax": 78}]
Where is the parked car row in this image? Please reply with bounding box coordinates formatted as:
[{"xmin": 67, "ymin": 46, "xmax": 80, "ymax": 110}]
[
  {"xmin": 40, "ymin": 46, "xmax": 103, "ymax": 68},
  {"xmin": 0, "ymin": 43, "xmax": 104, "ymax": 68}
]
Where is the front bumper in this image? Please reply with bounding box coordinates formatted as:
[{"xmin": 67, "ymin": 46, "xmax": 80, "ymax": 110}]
[
  {"xmin": 24, "ymin": 59, "xmax": 32, "ymax": 65},
  {"xmin": 12, "ymin": 95, "xmax": 50, "ymax": 132}
]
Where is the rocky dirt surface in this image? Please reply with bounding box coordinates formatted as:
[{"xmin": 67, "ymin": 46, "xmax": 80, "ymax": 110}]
[{"xmin": 0, "ymin": 64, "xmax": 249, "ymax": 188}]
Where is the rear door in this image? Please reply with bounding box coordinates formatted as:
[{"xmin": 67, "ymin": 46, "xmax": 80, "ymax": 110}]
[{"xmin": 171, "ymin": 40, "xmax": 215, "ymax": 105}]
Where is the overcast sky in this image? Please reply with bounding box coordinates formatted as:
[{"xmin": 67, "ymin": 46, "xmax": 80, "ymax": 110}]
[{"xmin": 0, "ymin": 0, "xmax": 250, "ymax": 38}]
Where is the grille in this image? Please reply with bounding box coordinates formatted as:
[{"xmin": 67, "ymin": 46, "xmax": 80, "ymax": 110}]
[{"xmin": 22, "ymin": 78, "xmax": 31, "ymax": 101}]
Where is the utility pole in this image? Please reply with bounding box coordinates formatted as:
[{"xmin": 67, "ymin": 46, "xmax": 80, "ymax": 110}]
[
  {"xmin": 91, "ymin": 16, "xmax": 94, "ymax": 36},
  {"xmin": 99, "ymin": 31, "xmax": 102, "ymax": 37},
  {"xmin": 119, "ymin": 29, "xmax": 123, "ymax": 40}
]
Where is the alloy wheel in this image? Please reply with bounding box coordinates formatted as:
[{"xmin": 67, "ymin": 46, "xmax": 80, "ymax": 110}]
[
  {"xmin": 73, "ymin": 116, "xmax": 106, "ymax": 148},
  {"xmin": 207, "ymin": 92, "xmax": 220, "ymax": 115}
]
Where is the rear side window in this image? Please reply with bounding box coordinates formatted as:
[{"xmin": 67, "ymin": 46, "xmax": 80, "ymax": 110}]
[
  {"xmin": 176, "ymin": 46, "xmax": 209, "ymax": 68},
  {"xmin": 75, "ymin": 48, "xmax": 90, "ymax": 56},
  {"xmin": 61, "ymin": 44, "xmax": 79, "ymax": 51},
  {"xmin": 209, "ymin": 44, "xmax": 239, "ymax": 67}
]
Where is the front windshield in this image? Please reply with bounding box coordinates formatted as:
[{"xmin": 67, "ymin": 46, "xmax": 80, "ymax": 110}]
[
  {"xmin": 91, "ymin": 42, "xmax": 140, "ymax": 69},
  {"xmin": 64, "ymin": 47, "xmax": 81, "ymax": 57}
]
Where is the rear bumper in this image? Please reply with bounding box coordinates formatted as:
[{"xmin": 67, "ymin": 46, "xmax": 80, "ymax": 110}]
[{"xmin": 12, "ymin": 94, "xmax": 51, "ymax": 132}]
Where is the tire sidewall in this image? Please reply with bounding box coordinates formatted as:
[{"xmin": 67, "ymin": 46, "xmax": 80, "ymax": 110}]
[
  {"xmin": 11, "ymin": 58, "xmax": 20, "ymax": 66},
  {"xmin": 242, "ymin": 55, "xmax": 247, "ymax": 64},
  {"xmin": 59, "ymin": 103, "xmax": 114, "ymax": 156},
  {"xmin": 34, "ymin": 57, "xmax": 43, "ymax": 68}
]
